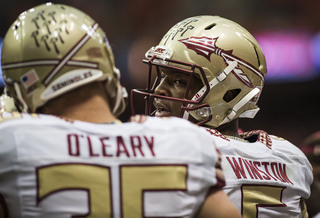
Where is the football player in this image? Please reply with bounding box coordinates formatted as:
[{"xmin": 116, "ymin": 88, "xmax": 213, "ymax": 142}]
[
  {"xmin": 0, "ymin": 3, "xmax": 241, "ymax": 217},
  {"xmin": 131, "ymin": 15, "xmax": 313, "ymax": 217}
]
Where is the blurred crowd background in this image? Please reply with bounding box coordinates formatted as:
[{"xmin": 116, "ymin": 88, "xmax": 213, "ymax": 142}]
[{"xmin": 0, "ymin": 0, "xmax": 319, "ymax": 146}]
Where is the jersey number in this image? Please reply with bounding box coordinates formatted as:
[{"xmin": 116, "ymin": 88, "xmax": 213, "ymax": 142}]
[
  {"xmin": 37, "ymin": 163, "xmax": 187, "ymax": 217},
  {"xmin": 242, "ymin": 185, "xmax": 286, "ymax": 217}
]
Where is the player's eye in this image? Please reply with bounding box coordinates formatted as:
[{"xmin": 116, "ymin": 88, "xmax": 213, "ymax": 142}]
[
  {"xmin": 173, "ymin": 78, "xmax": 187, "ymax": 86},
  {"xmin": 160, "ymin": 72, "xmax": 166, "ymax": 81}
]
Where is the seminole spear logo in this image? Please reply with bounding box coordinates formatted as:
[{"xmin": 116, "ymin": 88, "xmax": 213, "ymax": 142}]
[{"xmin": 179, "ymin": 36, "xmax": 262, "ymax": 88}]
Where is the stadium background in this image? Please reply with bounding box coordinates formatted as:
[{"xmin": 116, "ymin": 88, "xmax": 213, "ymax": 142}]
[{"xmin": 0, "ymin": 0, "xmax": 319, "ymax": 146}]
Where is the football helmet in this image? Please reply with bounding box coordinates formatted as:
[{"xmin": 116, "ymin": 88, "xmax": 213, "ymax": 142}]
[
  {"xmin": 131, "ymin": 15, "xmax": 267, "ymax": 127},
  {"xmin": 1, "ymin": 3, "xmax": 126, "ymax": 115}
]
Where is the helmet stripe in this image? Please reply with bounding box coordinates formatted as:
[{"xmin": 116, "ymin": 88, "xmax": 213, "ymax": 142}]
[
  {"xmin": 2, "ymin": 60, "xmax": 98, "ymax": 70},
  {"xmin": 2, "ymin": 60, "xmax": 59, "ymax": 69},
  {"xmin": 43, "ymin": 23, "xmax": 99, "ymax": 86}
]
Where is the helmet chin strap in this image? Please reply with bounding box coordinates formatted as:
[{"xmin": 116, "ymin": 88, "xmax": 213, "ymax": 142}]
[
  {"xmin": 219, "ymin": 87, "xmax": 260, "ymax": 125},
  {"xmin": 13, "ymin": 82, "xmax": 28, "ymax": 112},
  {"xmin": 112, "ymin": 85, "xmax": 127, "ymax": 115},
  {"xmin": 112, "ymin": 68, "xmax": 128, "ymax": 115},
  {"xmin": 183, "ymin": 61, "xmax": 238, "ymax": 120}
]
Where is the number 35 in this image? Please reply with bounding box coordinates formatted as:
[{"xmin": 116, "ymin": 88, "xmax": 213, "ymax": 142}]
[{"xmin": 37, "ymin": 163, "xmax": 187, "ymax": 217}]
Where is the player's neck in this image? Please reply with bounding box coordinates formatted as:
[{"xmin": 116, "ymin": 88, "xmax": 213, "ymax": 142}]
[
  {"xmin": 38, "ymin": 83, "xmax": 117, "ymax": 123},
  {"xmin": 214, "ymin": 119, "xmax": 240, "ymax": 138},
  {"xmin": 55, "ymin": 95, "xmax": 117, "ymax": 123}
]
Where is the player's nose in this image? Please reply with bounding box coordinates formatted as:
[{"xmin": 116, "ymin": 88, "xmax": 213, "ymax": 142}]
[{"xmin": 154, "ymin": 79, "xmax": 170, "ymax": 96}]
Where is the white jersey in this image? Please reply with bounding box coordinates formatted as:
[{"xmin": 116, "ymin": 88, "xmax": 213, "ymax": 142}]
[
  {"xmin": 205, "ymin": 128, "xmax": 313, "ymax": 218},
  {"xmin": 0, "ymin": 113, "xmax": 223, "ymax": 218}
]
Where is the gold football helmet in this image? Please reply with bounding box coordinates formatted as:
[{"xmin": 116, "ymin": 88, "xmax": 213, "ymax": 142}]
[
  {"xmin": 1, "ymin": 3, "xmax": 126, "ymax": 115},
  {"xmin": 131, "ymin": 15, "xmax": 267, "ymax": 127}
]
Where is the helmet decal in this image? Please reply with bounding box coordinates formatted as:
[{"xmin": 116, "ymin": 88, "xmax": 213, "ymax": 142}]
[
  {"xmin": 20, "ymin": 69, "xmax": 40, "ymax": 90},
  {"xmin": 179, "ymin": 36, "xmax": 256, "ymax": 87},
  {"xmin": 179, "ymin": 36, "xmax": 223, "ymax": 61},
  {"xmin": 30, "ymin": 9, "xmax": 69, "ymax": 54},
  {"xmin": 162, "ymin": 17, "xmax": 199, "ymax": 45}
]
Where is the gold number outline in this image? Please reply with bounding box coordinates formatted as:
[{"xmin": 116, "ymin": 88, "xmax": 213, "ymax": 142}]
[
  {"xmin": 119, "ymin": 164, "xmax": 188, "ymax": 217},
  {"xmin": 37, "ymin": 163, "xmax": 188, "ymax": 217},
  {"xmin": 241, "ymin": 184, "xmax": 287, "ymax": 218},
  {"xmin": 36, "ymin": 163, "xmax": 112, "ymax": 217}
]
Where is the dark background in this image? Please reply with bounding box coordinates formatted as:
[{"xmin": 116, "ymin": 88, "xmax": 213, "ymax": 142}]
[{"xmin": 1, "ymin": 0, "xmax": 319, "ymax": 146}]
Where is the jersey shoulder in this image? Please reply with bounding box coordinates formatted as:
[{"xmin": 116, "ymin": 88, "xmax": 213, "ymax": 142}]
[
  {"xmin": 241, "ymin": 130, "xmax": 303, "ymax": 155},
  {"xmin": 0, "ymin": 112, "xmax": 37, "ymax": 122},
  {"xmin": 129, "ymin": 115, "xmax": 206, "ymax": 133},
  {"xmin": 129, "ymin": 115, "xmax": 219, "ymax": 160},
  {"xmin": 241, "ymin": 129, "xmax": 312, "ymax": 164},
  {"xmin": 0, "ymin": 112, "xmax": 70, "ymax": 130},
  {"xmin": 269, "ymin": 134, "xmax": 307, "ymax": 158},
  {"xmin": 246, "ymin": 130, "xmax": 312, "ymax": 171}
]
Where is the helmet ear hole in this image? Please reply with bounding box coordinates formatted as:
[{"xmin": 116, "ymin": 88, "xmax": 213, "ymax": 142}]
[
  {"xmin": 205, "ymin": 23, "xmax": 216, "ymax": 30},
  {"xmin": 223, "ymin": 89, "xmax": 241, "ymax": 103}
]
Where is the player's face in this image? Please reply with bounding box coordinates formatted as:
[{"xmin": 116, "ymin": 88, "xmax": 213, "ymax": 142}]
[{"xmin": 153, "ymin": 68, "xmax": 203, "ymax": 118}]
